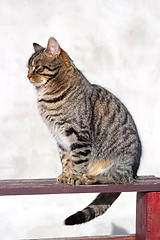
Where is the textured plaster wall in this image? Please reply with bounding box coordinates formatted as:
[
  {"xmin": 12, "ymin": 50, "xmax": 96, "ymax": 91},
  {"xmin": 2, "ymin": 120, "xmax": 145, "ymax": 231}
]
[{"xmin": 0, "ymin": 0, "xmax": 160, "ymax": 239}]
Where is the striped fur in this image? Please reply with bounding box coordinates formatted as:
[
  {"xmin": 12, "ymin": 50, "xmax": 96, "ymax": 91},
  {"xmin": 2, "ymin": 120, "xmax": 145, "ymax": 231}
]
[{"xmin": 28, "ymin": 37, "xmax": 141, "ymax": 225}]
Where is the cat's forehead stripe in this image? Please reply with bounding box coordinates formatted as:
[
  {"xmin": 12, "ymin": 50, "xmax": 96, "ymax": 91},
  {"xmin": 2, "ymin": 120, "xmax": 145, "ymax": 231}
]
[
  {"xmin": 29, "ymin": 54, "xmax": 39, "ymax": 67},
  {"xmin": 28, "ymin": 49, "xmax": 44, "ymax": 65}
]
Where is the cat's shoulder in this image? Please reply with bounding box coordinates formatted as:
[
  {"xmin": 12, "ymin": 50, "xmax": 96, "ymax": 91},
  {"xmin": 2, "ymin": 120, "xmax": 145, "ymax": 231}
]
[{"xmin": 91, "ymin": 83, "xmax": 115, "ymax": 99}]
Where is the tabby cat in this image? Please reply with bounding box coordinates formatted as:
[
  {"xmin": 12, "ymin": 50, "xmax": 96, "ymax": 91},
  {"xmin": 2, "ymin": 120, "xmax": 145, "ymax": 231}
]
[{"xmin": 27, "ymin": 37, "xmax": 141, "ymax": 225}]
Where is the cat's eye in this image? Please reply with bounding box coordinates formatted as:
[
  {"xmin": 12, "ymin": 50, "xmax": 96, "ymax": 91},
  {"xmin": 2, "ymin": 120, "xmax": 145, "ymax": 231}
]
[{"xmin": 34, "ymin": 65, "xmax": 44, "ymax": 73}]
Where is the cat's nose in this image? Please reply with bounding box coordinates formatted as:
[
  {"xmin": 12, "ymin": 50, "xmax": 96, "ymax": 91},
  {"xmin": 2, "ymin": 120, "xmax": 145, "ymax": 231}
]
[{"xmin": 27, "ymin": 72, "xmax": 32, "ymax": 79}]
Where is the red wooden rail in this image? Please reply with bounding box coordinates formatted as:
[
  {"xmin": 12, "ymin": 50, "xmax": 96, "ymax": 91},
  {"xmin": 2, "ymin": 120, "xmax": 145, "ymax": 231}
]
[{"xmin": 0, "ymin": 176, "xmax": 160, "ymax": 240}]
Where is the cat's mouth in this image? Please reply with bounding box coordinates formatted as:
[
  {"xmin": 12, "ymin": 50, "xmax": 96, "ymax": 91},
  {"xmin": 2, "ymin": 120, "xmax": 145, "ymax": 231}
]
[{"xmin": 27, "ymin": 73, "xmax": 46, "ymax": 87}]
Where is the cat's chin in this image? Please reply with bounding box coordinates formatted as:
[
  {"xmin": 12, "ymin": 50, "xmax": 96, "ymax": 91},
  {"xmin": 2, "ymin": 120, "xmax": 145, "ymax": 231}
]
[{"xmin": 30, "ymin": 79, "xmax": 47, "ymax": 87}]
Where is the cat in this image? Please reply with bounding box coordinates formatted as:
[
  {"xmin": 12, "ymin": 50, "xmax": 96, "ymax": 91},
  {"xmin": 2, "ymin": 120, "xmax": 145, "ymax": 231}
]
[{"xmin": 27, "ymin": 37, "xmax": 141, "ymax": 225}]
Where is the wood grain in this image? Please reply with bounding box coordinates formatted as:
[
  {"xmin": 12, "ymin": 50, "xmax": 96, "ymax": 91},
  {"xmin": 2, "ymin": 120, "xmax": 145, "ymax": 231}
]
[{"xmin": 0, "ymin": 176, "xmax": 159, "ymax": 196}]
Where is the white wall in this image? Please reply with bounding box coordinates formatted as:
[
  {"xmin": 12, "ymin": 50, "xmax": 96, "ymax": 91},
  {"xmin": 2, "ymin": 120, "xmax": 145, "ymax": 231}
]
[{"xmin": 0, "ymin": 0, "xmax": 160, "ymax": 239}]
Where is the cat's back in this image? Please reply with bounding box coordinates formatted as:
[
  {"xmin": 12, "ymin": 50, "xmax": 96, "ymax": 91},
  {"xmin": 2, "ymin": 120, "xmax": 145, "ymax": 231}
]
[
  {"xmin": 89, "ymin": 84, "xmax": 141, "ymax": 172},
  {"xmin": 90, "ymin": 83, "xmax": 135, "ymax": 130}
]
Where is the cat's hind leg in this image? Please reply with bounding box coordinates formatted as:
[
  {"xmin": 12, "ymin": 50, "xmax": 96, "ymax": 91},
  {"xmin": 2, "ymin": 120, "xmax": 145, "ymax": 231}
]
[{"xmin": 81, "ymin": 160, "xmax": 134, "ymax": 184}]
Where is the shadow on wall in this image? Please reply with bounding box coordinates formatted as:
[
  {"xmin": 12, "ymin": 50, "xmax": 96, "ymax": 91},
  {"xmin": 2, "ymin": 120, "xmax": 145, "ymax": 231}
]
[{"xmin": 111, "ymin": 223, "xmax": 129, "ymax": 235}]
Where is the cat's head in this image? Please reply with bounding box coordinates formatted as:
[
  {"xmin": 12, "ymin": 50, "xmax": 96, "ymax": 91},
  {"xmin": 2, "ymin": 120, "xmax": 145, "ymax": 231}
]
[{"xmin": 27, "ymin": 37, "xmax": 62, "ymax": 87}]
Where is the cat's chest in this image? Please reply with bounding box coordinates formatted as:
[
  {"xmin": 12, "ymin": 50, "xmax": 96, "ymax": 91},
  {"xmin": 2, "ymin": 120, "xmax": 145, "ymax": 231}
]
[
  {"xmin": 38, "ymin": 103, "xmax": 72, "ymax": 152},
  {"xmin": 45, "ymin": 117, "xmax": 71, "ymax": 152},
  {"xmin": 54, "ymin": 127, "xmax": 71, "ymax": 153}
]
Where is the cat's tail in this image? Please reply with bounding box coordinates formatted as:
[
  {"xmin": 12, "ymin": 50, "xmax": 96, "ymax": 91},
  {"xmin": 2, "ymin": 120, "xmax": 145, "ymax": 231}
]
[{"xmin": 65, "ymin": 192, "xmax": 121, "ymax": 225}]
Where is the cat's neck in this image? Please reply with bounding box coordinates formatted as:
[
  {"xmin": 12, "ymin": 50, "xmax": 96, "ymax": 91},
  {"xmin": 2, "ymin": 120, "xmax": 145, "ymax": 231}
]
[{"xmin": 36, "ymin": 61, "xmax": 90, "ymax": 102}]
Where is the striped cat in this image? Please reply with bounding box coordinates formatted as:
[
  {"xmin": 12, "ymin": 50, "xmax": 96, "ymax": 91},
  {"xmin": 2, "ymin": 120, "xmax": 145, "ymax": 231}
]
[{"xmin": 27, "ymin": 37, "xmax": 141, "ymax": 225}]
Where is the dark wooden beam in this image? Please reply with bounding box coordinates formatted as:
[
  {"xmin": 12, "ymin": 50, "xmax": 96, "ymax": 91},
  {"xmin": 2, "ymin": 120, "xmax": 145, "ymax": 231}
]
[
  {"xmin": 0, "ymin": 176, "xmax": 159, "ymax": 196},
  {"xmin": 25, "ymin": 234, "xmax": 136, "ymax": 240}
]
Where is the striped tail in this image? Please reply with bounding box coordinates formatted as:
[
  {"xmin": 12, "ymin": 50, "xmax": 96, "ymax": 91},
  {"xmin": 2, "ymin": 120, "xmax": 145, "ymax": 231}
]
[{"xmin": 65, "ymin": 192, "xmax": 121, "ymax": 225}]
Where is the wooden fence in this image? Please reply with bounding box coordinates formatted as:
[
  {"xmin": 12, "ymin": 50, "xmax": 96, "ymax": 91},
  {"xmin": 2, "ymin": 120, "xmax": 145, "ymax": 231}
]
[{"xmin": 0, "ymin": 176, "xmax": 160, "ymax": 240}]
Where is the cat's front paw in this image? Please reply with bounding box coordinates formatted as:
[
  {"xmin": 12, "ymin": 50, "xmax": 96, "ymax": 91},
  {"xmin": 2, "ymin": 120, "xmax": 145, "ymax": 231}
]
[
  {"xmin": 68, "ymin": 175, "xmax": 83, "ymax": 185},
  {"xmin": 57, "ymin": 173, "xmax": 83, "ymax": 185},
  {"xmin": 57, "ymin": 173, "xmax": 69, "ymax": 184}
]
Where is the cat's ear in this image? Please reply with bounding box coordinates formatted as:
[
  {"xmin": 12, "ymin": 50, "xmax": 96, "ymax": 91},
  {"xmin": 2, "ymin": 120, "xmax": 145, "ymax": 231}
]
[
  {"xmin": 33, "ymin": 43, "xmax": 43, "ymax": 52},
  {"xmin": 45, "ymin": 37, "xmax": 61, "ymax": 57}
]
